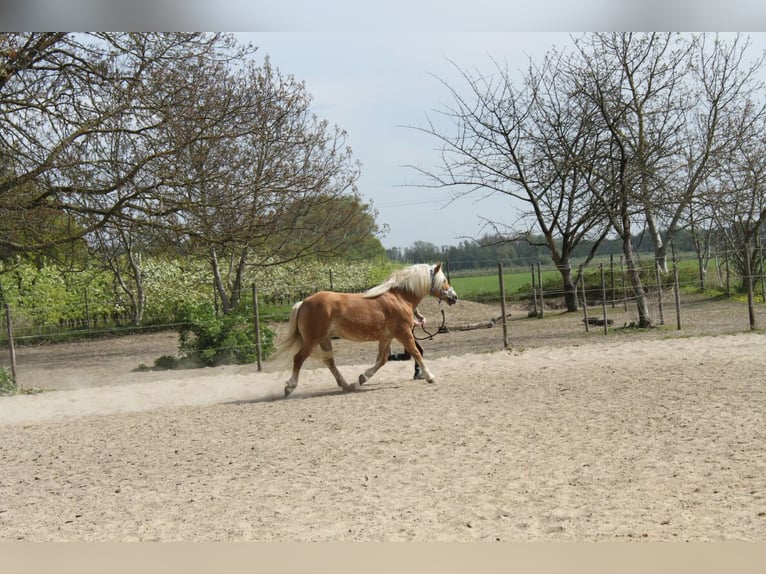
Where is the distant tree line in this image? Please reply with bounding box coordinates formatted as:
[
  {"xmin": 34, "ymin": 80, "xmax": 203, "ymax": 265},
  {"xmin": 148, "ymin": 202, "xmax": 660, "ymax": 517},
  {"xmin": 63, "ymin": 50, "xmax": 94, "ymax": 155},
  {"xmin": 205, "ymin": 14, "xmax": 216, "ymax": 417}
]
[{"xmin": 386, "ymin": 228, "xmax": 706, "ymax": 272}]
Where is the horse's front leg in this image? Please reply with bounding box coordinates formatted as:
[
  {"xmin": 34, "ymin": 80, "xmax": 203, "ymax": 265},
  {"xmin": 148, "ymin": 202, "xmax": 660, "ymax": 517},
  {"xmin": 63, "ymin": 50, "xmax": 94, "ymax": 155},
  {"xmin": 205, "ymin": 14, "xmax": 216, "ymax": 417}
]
[
  {"xmin": 398, "ymin": 331, "xmax": 435, "ymax": 384},
  {"xmin": 358, "ymin": 339, "xmax": 392, "ymax": 385}
]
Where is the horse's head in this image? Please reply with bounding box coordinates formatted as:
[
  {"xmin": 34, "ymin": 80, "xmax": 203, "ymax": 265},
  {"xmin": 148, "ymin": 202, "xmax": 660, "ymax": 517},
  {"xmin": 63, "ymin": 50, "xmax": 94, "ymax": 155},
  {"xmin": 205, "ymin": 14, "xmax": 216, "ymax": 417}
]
[{"xmin": 430, "ymin": 263, "xmax": 458, "ymax": 305}]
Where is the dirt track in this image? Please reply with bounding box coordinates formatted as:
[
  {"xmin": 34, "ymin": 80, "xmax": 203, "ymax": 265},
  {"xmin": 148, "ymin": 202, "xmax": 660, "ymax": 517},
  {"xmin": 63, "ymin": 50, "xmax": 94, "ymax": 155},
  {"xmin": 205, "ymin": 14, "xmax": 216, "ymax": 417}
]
[
  {"xmin": 1, "ymin": 293, "xmax": 765, "ymax": 541},
  {"xmin": 8, "ymin": 292, "xmax": 764, "ymax": 393}
]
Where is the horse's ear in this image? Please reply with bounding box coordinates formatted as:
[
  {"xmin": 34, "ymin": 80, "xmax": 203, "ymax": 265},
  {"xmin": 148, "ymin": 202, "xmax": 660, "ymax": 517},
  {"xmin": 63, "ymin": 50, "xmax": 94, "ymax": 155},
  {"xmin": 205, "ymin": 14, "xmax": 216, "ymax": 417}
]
[{"xmin": 434, "ymin": 263, "xmax": 442, "ymax": 274}]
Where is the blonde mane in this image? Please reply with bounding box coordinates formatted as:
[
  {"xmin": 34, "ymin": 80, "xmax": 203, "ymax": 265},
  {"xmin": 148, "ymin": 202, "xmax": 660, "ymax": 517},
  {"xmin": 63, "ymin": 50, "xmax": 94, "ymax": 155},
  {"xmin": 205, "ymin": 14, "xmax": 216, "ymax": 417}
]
[{"xmin": 363, "ymin": 263, "xmax": 434, "ymax": 299}]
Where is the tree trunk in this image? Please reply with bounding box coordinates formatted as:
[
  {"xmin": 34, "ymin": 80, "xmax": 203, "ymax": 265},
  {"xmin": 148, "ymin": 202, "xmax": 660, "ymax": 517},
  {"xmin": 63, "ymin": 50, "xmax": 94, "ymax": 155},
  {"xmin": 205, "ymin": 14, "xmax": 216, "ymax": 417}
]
[
  {"xmin": 127, "ymin": 250, "xmax": 145, "ymax": 326},
  {"xmin": 649, "ymin": 224, "xmax": 669, "ymax": 274},
  {"xmin": 623, "ymin": 237, "xmax": 653, "ymax": 328},
  {"xmin": 227, "ymin": 249, "xmax": 249, "ymax": 311},
  {"xmin": 210, "ymin": 246, "xmax": 249, "ymax": 314},
  {"xmin": 559, "ymin": 262, "xmax": 578, "ymax": 312},
  {"xmin": 210, "ymin": 247, "xmax": 231, "ymax": 314}
]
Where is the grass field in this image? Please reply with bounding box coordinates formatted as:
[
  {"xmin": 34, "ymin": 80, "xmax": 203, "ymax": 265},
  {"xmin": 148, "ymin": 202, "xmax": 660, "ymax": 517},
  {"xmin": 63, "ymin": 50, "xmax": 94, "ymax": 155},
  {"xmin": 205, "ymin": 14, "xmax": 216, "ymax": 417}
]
[
  {"xmin": 447, "ymin": 256, "xmax": 744, "ymax": 303},
  {"xmin": 450, "ymin": 268, "xmax": 561, "ymax": 301}
]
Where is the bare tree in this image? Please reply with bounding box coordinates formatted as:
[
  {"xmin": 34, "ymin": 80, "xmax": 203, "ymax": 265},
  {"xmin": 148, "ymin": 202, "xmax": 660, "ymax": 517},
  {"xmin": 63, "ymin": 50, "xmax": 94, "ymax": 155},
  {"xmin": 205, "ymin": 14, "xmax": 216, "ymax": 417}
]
[
  {"xmin": 411, "ymin": 53, "xmax": 612, "ymax": 311},
  {"xmin": 570, "ymin": 33, "xmax": 699, "ymax": 327},
  {"xmin": 706, "ymin": 108, "xmax": 766, "ymax": 329},
  {"xmin": 656, "ymin": 34, "xmax": 766, "ymax": 273}
]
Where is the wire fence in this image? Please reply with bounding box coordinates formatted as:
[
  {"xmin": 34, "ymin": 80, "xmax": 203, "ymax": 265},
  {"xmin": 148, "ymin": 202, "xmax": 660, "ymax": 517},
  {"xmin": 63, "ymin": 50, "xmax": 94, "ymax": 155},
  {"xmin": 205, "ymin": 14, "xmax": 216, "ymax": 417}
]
[{"xmin": 2, "ymin": 253, "xmax": 766, "ymax": 389}]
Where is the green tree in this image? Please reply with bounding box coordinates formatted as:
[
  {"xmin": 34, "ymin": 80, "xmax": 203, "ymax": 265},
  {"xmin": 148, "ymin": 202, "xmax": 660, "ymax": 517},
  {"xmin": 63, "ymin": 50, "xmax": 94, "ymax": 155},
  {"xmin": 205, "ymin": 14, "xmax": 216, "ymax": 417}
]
[{"xmin": 1, "ymin": 33, "xmax": 249, "ymax": 253}]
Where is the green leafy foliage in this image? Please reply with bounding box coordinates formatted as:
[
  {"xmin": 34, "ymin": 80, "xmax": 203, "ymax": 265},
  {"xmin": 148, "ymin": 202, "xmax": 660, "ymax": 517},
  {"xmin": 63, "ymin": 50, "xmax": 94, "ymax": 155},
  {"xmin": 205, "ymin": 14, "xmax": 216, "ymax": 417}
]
[
  {"xmin": 175, "ymin": 302, "xmax": 275, "ymax": 367},
  {"xmin": 0, "ymin": 255, "xmax": 396, "ymax": 341},
  {"xmin": 0, "ymin": 366, "xmax": 16, "ymax": 396}
]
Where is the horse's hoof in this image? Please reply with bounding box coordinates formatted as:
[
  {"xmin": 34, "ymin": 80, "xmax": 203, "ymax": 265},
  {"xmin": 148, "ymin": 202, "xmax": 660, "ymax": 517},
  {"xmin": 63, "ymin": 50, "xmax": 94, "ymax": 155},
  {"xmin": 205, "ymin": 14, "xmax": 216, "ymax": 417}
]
[
  {"xmin": 413, "ymin": 372, "xmax": 425, "ymax": 380},
  {"xmin": 426, "ymin": 378, "xmax": 436, "ymax": 384},
  {"xmin": 344, "ymin": 383, "xmax": 358, "ymax": 393},
  {"xmin": 358, "ymin": 374, "xmax": 367, "ymax": 385},
  {"xmin": 284, "ymin": 386, "xmax": 294, "ymax": 397}
]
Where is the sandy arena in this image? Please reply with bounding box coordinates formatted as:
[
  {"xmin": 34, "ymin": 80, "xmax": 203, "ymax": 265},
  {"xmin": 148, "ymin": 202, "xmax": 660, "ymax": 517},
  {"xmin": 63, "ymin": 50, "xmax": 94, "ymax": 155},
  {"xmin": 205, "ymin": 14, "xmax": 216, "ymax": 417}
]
[{"xmin": 1, "ymin": 296, "xmax": 765, "ymax": 541}]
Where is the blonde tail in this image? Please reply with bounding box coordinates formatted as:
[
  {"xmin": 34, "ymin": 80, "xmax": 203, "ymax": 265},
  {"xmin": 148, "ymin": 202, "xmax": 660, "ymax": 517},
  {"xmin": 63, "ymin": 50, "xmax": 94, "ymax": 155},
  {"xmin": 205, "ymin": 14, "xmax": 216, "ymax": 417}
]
[{"xmin": 270, "ymin": 301, "xmax": 304, "ymax": 367}]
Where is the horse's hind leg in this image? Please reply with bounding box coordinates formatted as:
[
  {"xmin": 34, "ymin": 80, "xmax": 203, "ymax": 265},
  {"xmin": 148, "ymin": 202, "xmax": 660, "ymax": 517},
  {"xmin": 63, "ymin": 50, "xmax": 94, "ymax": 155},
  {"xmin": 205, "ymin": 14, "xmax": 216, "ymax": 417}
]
[
  {"xmin": 359, "ymin": 339, "xmax": 392, "ymax": 385},
  {"xmin": 319, "ymin": 339, "xmax": 356, "ymax": 392},
  {"xmin": 285, "ymin": 344, "xmax": 313, "ymax": 397}
]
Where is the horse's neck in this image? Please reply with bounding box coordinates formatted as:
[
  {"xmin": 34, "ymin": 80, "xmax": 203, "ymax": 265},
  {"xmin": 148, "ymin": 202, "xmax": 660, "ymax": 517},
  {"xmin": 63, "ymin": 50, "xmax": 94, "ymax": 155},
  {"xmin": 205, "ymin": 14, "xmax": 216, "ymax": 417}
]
[{"xmin": 392, "ymin": 288, "xmax": 423, "ymax": 309}]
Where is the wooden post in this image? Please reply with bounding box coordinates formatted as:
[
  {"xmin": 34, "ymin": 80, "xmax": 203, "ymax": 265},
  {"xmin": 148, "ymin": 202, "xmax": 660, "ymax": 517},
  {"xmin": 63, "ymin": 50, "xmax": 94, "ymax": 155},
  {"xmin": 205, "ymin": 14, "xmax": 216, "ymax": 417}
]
[
  {"xmin": 580, "ymin": 264, "xmax": 589, "ymax": 332},
  {"xmin": 530, "ymin": 264, "xmax": 538, "ymax": 317},
  {"xmin": 252, "ymin": 283, "xmax": 263, "ymax": 371},
  {"xmin": 620, "ymin": 256, "xmax": 627, "ymax": 311},
  {"xmin": 655, "ymin": 260, "xmax": 665, "ymax": 326},
  {"xmin": 759, "ymin": 238, "xmax": 765, "ymax": 303},
  {"xmin": 673, "ymin": 255, "xmax": 682, "ymax": 331},
  {"xmin": 600, "ymin": 263, "xmax": 608, "ymax": 335},
  {"xmin": 744, "ymin": 246, "xmax": 756, "ymax": 330},
  {"xmin": 5, "ymin": 303, "xmax": 17, "ymax": 384},
  {"xmin": 536, "ymin": 262, "xmax": 544, "ymax": 319},
  {"xmin": 497, "ymin": 262, "xmax": 508, "ymax": 349},
  {"xmin": 610, "ymin": 254, "xmax": 616, "ymax": 308}
]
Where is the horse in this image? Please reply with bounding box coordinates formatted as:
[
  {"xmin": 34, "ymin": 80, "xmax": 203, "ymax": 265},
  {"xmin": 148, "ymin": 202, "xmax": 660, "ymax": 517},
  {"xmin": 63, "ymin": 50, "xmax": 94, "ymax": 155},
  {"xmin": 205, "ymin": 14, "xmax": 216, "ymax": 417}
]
[{"xmin": 272, "ymin": 263, "xmax": 458, "ymax": 397}]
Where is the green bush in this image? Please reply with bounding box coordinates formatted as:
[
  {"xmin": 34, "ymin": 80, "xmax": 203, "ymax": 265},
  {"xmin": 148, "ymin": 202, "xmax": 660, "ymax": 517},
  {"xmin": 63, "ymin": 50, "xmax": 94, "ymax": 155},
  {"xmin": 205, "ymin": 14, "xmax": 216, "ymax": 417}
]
[
  {"xmin": 175, "ymin": 302, "xmax": 275, "ymax": 367},
  {"xmin": 1, "ymin": 366, "xmax": 17, "ymax": 396}
]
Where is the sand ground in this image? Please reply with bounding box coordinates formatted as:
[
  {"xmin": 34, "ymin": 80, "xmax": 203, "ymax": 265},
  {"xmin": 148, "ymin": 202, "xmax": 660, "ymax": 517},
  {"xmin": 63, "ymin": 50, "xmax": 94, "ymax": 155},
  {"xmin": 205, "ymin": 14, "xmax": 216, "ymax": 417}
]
[{"xmin": 1, "ymin": 295, "xmax": 765, "ymax": 541}]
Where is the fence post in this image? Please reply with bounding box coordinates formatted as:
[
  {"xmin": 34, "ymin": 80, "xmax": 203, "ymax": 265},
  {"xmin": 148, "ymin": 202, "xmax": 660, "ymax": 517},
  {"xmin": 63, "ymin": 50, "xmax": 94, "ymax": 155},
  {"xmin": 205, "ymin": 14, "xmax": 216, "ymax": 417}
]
[
  {"xmin": 536, "ymin": 262, "xmax": 544, "ymax": 319},
  {"xmin": 610, "ymin": 254, "xmax": 616, "ymax": 308},
  {"xmin": 655, "ymin": 260, "xmax": 665, "ymax": 326},
  {"xmin": 580, "ymin": 264, "xmax": 589, "ymax": 332},
  {"xmin": 497, "ymin": 263, "xmax": 508, "ymax": 349},
  {"xmin": 600, "ymin": 263, "xmax": 608, "ymax": 335},
  {"xmin": 673, "ymin": 255, "xmax": 682, "ymax": 331},
  {"xmin": 252, "ymin": 283, "xmax": 263, "ymax": 371},
  {"xmin": 530, "ymin": 264, "xmax": 538, "ymax": 317},
  {"xmin": 620, "ymin": 256, "xmax": 627, "ymax": 311},
  {"xmin": 759, "ymin": 238, "xmax": 765, "ymax": 303},
  {"xmin": 744, "ymin": 246, "xmax": 756, "ymax": 330},
  {"xmin": 4, "ymin": 303, "xmax": 17, "ymax": 384}
]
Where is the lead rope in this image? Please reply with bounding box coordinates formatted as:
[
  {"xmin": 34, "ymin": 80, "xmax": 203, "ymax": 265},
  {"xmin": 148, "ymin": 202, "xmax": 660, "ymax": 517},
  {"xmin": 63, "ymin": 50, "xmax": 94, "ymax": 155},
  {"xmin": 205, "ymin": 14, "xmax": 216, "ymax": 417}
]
[{"xmin": 414, "ymin": 309, "xmax": 447, "ymax": 341}]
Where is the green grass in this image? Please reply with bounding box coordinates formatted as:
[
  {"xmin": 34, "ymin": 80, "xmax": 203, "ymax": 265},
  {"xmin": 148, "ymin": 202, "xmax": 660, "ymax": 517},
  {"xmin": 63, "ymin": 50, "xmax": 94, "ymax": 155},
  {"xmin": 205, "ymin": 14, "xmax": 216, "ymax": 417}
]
[{"xmin": 451, "ymin": 269, "xmax": 561, "ymax": 301}]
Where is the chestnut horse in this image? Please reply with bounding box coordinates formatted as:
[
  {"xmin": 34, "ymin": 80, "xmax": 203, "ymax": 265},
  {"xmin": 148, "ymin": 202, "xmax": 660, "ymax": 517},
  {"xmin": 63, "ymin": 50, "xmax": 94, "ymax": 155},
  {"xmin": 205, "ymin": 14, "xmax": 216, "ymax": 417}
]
[{"xmin": 273, "ymin": 263, "xmax": 458, "ymax": 397}]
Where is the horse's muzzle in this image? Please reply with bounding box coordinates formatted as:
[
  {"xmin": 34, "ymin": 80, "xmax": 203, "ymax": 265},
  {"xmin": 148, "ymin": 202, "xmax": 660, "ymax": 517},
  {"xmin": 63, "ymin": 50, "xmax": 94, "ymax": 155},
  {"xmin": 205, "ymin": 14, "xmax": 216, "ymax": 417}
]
[{"xmin": 442, "ymin": 288, "xmax": 458, "ymax": 306}]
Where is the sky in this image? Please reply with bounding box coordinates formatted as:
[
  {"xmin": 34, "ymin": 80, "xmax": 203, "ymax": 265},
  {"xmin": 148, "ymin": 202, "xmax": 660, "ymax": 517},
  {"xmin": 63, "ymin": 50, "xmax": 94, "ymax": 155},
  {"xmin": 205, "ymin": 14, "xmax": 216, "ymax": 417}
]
[{"xmin": 3, "ymin": 1, "xmax": 766, "ymax": 250}]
